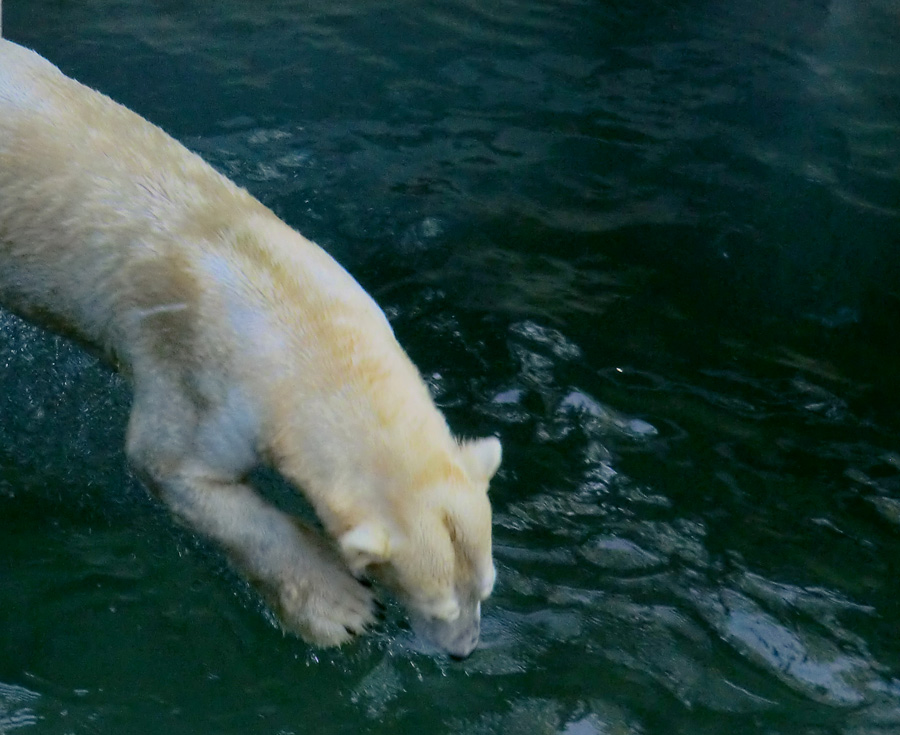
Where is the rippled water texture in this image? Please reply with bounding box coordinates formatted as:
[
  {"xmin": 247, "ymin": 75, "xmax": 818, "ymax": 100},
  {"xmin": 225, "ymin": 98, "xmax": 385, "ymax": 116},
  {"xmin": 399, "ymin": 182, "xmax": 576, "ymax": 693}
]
[{"xmin": 2, "ymin": 1, "xmax": 899, "ymax": 733}]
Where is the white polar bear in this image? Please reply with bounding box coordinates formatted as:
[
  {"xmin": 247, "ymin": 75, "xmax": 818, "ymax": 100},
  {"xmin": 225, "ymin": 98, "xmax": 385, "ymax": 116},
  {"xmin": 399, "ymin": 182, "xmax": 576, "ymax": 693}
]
[{"xmin": 0, "ymin": 33, "xmax": 500, "ymax": 658}]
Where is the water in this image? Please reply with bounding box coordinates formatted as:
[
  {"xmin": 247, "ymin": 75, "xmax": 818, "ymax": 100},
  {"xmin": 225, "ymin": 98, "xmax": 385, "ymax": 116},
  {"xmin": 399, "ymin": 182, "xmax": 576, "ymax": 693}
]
[{"xmin": 2, "ymin": 1, "xmax": 899, "ymax": 733}]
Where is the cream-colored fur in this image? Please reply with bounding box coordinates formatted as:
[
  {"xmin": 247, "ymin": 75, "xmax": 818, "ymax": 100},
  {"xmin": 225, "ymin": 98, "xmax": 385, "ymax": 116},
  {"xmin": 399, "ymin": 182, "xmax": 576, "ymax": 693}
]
[{"xmin": 0, "ymin": 37, "xmax": 501, "ymax": 658}]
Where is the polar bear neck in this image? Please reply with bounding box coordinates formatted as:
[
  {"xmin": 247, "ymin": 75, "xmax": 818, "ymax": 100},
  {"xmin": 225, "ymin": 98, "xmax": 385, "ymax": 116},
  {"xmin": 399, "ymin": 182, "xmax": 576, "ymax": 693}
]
[
  {"xmin": 268, "ymin": 352, "xmax": 462, "ymax": 529},
  {"xmin": 224, "ymin": 217, "xmax": 461, "ymax": 515}
]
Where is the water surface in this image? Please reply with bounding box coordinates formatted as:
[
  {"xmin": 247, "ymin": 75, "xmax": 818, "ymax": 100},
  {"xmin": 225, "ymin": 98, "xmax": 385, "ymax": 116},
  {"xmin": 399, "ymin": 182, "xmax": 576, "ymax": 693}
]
[{"xmin": 2, "ymin": 1, "xmax": 900, "ymax": 733}]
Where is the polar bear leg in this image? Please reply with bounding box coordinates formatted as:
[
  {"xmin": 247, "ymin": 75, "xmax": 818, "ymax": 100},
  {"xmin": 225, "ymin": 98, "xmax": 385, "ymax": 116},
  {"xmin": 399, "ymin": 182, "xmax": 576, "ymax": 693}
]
[{"xmin": 124, "ymin": 376, "xmax": 375, "ymax": 646}]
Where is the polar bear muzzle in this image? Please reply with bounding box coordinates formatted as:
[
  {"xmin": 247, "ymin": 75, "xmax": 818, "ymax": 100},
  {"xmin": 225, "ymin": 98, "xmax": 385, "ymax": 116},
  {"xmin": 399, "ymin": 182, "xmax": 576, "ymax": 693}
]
[{"xmin": 409, "ymin": 595, "xmax": 483, "ymax": 660}]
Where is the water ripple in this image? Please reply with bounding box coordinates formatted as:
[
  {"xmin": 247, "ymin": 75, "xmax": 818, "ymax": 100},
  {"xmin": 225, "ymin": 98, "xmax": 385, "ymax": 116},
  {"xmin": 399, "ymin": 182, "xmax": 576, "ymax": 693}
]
[{"xmin": 0, "ymin": 682, "xmax": 39, "ymax": 733}]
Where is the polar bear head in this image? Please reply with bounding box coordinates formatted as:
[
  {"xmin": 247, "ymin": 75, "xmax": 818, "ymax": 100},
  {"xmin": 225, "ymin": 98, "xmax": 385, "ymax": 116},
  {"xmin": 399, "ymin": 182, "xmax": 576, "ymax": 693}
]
[{"xmin": 338, "ymin": 436, "xmax": 502, "ymax": 658}]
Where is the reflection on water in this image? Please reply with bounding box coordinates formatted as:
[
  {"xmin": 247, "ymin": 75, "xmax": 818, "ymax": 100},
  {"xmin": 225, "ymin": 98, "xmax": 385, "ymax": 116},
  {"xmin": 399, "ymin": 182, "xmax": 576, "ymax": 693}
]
[{"xmin": 2, "ymin": 0, "xmax": 900, "ymax": 733}]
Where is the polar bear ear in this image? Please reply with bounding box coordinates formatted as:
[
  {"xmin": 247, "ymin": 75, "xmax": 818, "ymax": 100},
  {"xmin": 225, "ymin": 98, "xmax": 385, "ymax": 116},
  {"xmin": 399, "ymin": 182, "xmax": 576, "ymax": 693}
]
[
  {"xmin": 339, "ymin": 522, "xmax": 391, "ymax": 574},
  {"xmin": 460, "ymin": 436, "xmax": 502, "ymax": 485}
]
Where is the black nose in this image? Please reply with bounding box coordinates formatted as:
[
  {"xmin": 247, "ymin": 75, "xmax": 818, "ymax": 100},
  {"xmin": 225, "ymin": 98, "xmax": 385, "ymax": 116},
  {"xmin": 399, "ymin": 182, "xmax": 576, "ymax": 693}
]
[{"xmin": 449, "ymin": 651, "xmax": 470, "ymax": 662}]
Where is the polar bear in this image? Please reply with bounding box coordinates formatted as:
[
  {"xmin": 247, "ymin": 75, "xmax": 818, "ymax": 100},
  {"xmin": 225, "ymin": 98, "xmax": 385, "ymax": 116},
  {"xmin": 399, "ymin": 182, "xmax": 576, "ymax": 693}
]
[{"xmin": 0, "ymin": 36, "xmax": 501, "ymax": 658}]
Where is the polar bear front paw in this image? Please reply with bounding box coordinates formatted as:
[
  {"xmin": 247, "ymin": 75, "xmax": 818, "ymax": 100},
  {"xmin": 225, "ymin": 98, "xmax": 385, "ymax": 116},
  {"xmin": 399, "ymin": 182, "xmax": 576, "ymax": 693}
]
[
  {"xmin": 275, "ymin": 565, "xmax": 375, "ymax": 647},
  {"xmin": 267, "ymin": 523, "xmax": 377, "ymax": 647}
]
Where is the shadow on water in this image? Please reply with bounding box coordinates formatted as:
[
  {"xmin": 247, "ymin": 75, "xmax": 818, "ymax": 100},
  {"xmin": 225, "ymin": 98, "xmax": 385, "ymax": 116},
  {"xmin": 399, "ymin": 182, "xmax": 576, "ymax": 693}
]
[{"xmin": 2, "ymin": 0, "xmax": 900, "ymax": 733}]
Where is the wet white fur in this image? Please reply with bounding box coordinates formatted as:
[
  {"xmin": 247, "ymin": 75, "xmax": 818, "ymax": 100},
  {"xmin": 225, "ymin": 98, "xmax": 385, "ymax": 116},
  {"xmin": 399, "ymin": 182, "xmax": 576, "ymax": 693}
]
[{"xmin": 0, "ymin": 35, "xmax": 501, "ymax": 657}]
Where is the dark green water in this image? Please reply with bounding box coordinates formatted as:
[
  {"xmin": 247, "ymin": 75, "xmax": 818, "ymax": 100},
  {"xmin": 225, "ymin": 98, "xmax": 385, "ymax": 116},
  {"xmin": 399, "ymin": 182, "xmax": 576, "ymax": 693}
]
[{"xmin": 2, "ymin": 1, "xmax": 900, "ymax": 733}]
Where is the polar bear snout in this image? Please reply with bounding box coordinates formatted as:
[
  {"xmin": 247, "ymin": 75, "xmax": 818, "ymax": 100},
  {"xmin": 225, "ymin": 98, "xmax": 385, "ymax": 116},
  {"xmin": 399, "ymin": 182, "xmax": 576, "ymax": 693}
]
[{"xmin": 410, "ymin": 599, "xmax": 482, "ymax": 660}]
